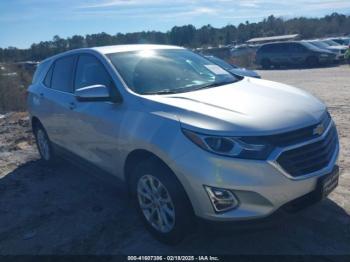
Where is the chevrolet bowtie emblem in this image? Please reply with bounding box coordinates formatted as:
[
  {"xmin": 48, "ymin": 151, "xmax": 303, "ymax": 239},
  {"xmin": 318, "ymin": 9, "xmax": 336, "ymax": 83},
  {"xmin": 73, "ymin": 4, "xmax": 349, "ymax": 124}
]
[{"xmin": 313, "ymin": 124, "xmax": 325, "ymax": 136}]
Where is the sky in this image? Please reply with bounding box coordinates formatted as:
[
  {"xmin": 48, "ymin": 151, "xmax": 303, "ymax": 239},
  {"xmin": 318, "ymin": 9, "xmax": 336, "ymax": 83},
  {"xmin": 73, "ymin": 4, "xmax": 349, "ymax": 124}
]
[{"xmin": 1, "ymin": 0, "xmax": 350, "ymax": 48}]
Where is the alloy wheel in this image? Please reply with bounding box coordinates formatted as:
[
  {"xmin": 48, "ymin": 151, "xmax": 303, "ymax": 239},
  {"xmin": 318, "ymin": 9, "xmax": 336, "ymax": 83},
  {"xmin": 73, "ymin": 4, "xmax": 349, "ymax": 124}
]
[{"xmin": 137, "ymin": 174, "xmax": 176, "ymax": 233}]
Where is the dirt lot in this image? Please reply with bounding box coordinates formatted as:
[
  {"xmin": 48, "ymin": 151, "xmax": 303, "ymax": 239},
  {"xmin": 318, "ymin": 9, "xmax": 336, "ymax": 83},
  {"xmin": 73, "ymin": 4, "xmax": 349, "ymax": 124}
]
[{"xmin": 0, "ymin": 65, "xmax": 349, "ymax": 255}]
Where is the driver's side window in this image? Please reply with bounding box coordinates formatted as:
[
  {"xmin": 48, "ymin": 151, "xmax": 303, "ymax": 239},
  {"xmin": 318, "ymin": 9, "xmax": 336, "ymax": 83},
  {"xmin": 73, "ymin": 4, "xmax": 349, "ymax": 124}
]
[{"xmin": 75, "ymin": 54, "xmax": 113, "ymax": 90}]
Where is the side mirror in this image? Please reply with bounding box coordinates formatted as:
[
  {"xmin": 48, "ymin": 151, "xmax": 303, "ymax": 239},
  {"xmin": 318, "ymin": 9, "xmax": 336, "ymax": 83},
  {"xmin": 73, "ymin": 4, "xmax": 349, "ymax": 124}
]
[{"xmin": 75, "ymin": 84, "xmax": 111, "ymax": 102}]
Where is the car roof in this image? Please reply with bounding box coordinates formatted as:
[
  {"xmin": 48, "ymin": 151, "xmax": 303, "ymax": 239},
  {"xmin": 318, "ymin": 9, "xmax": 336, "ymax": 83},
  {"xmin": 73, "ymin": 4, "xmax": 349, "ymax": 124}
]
[
  {"xmin": 91, "ymin": 44, "xmax": 184, "ymax": 54},
  {"xmin": 40, "ymin": 44, "xmax": 184, "ymax": 64}
]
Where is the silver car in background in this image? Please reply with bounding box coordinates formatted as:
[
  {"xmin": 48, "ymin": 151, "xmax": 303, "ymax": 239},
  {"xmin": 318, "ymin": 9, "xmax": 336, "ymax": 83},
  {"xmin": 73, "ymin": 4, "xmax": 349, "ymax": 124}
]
[
  {"xmin": 27, "ymin": 45, "xmax": 340, "ymax": 244},
  {"xmin": 306, "ymin": 39, "xmax": 348, "ymax": 60}
]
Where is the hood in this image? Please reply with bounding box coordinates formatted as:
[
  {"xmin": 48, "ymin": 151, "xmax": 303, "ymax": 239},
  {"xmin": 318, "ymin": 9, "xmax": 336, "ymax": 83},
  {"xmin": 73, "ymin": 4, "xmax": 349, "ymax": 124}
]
[
  {"xmin": 229, "ymin": 68, "xmax": 260, "ymax": 78},
  {"xmin": 141, "ymin": 78, "xmax": 326, "ymax": 136}
]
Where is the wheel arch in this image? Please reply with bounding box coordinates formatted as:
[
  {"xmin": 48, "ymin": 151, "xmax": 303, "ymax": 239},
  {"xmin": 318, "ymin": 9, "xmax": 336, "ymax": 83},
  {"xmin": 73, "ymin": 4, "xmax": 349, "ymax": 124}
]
[
  {"xmin": 123, "ymin": 148, "xmax": 196, "ymax": 216},
  {"xmin": 31, "ymin": 116, "xmax": 42, "ymax": 131},
  {"xmin": 124, "ymin": 149, "xmax": 167, "ymax": 186}
]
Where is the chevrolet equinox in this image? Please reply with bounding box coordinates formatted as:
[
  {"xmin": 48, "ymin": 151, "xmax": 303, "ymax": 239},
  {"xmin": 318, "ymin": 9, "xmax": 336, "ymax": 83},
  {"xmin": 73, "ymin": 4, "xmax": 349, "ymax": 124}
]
[{"xmin": 28, "ymin": 45, "xmax": 340, "ymax": 244}]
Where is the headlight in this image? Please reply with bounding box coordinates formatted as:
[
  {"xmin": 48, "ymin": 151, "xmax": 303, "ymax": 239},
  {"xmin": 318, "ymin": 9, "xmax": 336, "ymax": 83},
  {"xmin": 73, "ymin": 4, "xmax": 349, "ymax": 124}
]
[{"xmin": 182, "ymin": 129, "xmax": 273, "ymax": 160}]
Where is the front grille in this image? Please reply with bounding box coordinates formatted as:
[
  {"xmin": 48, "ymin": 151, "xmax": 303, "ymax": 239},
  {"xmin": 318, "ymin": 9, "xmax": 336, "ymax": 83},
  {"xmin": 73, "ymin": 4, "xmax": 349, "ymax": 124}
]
[
  {"xmin": 276, "ymin": 125, "xmax": 338, "ymax": 177},
  {"xmin": 263, "ymin": 112, "xmax": 331, "ymax": 147}
]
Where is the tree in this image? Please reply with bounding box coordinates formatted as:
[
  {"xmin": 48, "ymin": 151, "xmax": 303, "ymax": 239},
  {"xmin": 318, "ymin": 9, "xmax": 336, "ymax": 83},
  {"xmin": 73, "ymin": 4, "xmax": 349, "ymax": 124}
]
[{"xmin": 1, "ymin": 13, "xmax": 349, "ymax": 62}]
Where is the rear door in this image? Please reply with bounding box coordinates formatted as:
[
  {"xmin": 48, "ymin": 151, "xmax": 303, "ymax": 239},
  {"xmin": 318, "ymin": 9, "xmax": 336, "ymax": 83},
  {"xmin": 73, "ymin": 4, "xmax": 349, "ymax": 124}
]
[{"xmin": 42, "ymin": 55, "xmax": 78, "ymax": 150}]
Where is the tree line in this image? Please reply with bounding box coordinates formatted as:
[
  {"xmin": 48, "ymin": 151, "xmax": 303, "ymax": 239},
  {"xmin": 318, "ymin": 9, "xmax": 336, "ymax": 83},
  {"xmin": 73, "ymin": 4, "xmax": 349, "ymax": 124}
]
[{"xmin": 1, "ymin": 12, "xmax": 350, "ymax": 62}]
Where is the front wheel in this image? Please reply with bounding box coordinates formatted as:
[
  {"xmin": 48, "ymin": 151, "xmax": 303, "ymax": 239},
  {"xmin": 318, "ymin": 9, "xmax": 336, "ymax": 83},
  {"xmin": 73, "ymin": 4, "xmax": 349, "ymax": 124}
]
[{"xmin": 130, "ymin": 159, "xmax": 195, "ymax": 244}]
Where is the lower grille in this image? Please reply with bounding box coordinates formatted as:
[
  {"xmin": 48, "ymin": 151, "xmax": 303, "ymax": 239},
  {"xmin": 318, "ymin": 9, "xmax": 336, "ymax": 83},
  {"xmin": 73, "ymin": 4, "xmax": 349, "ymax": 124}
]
[{"xmin": 276, "ymin": 125, "xmax": 338, "ymax": 177}]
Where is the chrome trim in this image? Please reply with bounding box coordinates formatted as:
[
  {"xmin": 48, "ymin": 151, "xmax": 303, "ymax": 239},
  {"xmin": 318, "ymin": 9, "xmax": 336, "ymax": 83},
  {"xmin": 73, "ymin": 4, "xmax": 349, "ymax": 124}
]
[{"xmin": 268, "ymin": 120, "xmax": 339, "ymax": 180}]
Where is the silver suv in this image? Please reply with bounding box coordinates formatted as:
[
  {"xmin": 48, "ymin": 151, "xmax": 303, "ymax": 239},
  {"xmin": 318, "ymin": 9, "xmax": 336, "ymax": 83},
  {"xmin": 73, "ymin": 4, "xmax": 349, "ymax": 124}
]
[{"xmin": 28, "ymin": 45, "xmax": 340, "ymax": 244}]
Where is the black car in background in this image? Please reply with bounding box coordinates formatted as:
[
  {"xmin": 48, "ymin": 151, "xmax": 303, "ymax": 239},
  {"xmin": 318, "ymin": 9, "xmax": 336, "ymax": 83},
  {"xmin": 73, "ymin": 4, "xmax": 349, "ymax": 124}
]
[
  {"xmin": 256, "ymin": 41, "xmax": 336, "ymax": 68},
  {"xmin": 204, "ymin": 55, "xmax": 261, "ymax": 78}
]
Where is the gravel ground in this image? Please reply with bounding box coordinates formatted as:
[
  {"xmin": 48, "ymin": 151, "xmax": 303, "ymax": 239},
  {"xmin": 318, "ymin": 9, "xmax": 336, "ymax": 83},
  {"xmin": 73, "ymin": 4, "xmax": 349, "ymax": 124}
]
[{"xmin": 0, "ymin": 65, "xmax": 349, "ymax": 255}]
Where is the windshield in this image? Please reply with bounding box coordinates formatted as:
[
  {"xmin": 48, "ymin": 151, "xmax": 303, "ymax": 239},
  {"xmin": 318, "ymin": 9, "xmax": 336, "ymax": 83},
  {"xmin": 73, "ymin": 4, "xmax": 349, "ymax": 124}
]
[
  {"xmin": 204, "ymin": 56, "xmax": 235, "ymax": 70},
  {"xmin": 301, "ymin": 41, "xmax": 324, "ymax": 52},
  {"xmin": 107, "ymin": 49, "xmax": 238, "ymax": 95}
]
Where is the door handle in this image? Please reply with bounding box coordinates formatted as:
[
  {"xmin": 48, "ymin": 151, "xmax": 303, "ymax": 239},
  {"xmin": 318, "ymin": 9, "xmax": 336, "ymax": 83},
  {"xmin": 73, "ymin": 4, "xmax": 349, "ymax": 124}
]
[
  {"xmin": 39, "ymin": 93, "xmax": 44, "ymax": 97},
  {"xmin": 69, "ymin": 102, "xmax": 76, "ymax": 110}
]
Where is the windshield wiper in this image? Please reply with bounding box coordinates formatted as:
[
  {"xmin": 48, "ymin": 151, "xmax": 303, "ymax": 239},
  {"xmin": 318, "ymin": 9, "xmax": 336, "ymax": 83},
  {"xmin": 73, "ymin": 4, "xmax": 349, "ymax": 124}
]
[
  {"xmin": 142, "ymin": 81, "xmax": 236, "ymax": 95},
  {"xmin": 191, "ymin": 81, "xmax": 236, "ymax": 91},
  {"xmin": 142, "ymin": 89, "xmax": 182, "ymax": 95}
]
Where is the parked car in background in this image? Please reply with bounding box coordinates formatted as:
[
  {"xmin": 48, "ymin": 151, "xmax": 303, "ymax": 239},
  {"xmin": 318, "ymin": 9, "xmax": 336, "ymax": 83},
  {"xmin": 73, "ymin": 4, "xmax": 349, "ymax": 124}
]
[
  {"xmin": 328, "ymin": 37, "xmax": 350, "ymax": 46},
  {"xmin": 305, "ymin": 40, "xmax": 348, "ymax": 60},
  {"xmin": 204, "ymin": 55, "xmax": 261, "ymax": 78},
  {"xmin": 345, "ymin": 48, "xmax": 350, "ymax": 64},
  {"xmin": 230, "ymin": 44, "xmax": 258, "ymax": 57},
  {"xmin": 28, "ymin": 45, "xmax": 340, "ymax": 244},
  {"xmin": 256, "ymin": 41, "xmax": 335, "ymax": 68},
  {"xmin": 323, "ymin": 39, "xmax": 346, "ymax": 47}
]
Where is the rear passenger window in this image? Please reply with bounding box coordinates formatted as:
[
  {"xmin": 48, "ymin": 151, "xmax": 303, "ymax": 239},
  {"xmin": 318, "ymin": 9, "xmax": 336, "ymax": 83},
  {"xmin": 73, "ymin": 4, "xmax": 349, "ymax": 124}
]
[
  {"xmin": 75, "ymin": 55, "xmax": 113, "ymax": 90},
  {"xmin": 51, "ymin": 56, "xmax": 76, "ymax": 93},
  {"xmin": 261, "ymin": 45, "xmax": 272, "ymax": 52},
  {"xmin": 273, "ymin": 44, "xmax": 284, "ymax": 52},
  {"xmin": 261, "ymin": 44, "xmax": 282, "ymax": 53}
]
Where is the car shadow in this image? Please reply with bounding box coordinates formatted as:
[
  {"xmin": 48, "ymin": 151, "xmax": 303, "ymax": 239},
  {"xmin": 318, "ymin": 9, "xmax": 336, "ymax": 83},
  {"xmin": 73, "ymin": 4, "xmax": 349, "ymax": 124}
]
[{"xmin": 0, "ymin": 159, "xmax": 349, "ymax": 255}]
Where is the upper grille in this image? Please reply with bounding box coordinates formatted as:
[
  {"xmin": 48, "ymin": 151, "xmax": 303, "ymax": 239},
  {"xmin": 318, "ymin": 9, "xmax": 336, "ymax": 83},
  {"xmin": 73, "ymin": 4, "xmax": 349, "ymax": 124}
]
[
  {"xmin": 263, "ymin": 112, "xmax": 331, "ymax": 147},
  {"xmin": 276, "ymin": 124, "xmax": 338, "ymax": 177}
]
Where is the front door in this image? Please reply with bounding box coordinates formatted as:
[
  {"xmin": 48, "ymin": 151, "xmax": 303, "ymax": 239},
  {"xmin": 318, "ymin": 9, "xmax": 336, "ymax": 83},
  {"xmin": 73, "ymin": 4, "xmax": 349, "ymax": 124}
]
[{"xmin": 68, "ymin": 54, "xmax": 124, "ymax": 174}]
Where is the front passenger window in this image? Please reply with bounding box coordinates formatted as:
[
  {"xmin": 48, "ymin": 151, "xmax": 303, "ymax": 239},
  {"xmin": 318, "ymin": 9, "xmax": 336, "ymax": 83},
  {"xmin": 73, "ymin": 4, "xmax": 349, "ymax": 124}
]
[
  {"xmin": 51, "ymin": 56, "xmax": 76, "ymax": 93},
  {"xmin": 75, "ymin": 55, "xmax": 113, "ymax": 90}
]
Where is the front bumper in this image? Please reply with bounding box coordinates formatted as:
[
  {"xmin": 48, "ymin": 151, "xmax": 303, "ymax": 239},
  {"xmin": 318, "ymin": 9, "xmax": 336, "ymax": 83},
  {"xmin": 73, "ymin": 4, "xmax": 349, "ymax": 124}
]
[{"xmin": 169, "ymin": 122, "xmax": 339, "ymax": 222}]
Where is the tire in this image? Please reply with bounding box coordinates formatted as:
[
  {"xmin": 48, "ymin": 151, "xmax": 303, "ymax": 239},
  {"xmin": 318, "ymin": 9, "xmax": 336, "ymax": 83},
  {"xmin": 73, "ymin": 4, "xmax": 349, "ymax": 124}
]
[
  {"xmin": 261, "ymin": 59, "xmax": 271, "ymax": 69},
  {"xmin": 130, "ymin": 158, "xmax": 194, "ymax": 244},
  {"xmin": 34, "ymin": 123, "xmax": 57, "ymax": 165},
  {"xmin": 306, "ymin": 56, "xmax": 319, "ymax": 67}
]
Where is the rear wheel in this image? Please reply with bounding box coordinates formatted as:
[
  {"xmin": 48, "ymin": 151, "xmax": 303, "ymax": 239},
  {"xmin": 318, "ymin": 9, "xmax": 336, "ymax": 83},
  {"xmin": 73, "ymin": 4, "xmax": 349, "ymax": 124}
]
[
  {"xmin": 130, "ymin": 158, "xmax": 194, "ymax": 244},
  {"xmin": 34, "ymin": 124, "xmax": 56, "ymax": 164}
]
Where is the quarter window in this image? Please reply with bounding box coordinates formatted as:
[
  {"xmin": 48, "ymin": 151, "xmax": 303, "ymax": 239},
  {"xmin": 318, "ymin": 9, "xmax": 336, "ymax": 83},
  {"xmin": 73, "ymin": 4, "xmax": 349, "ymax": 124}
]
[
  {"xmin": 75, "ymin": 55, "xmax": 112, "ymax": 90},
  {"xmin": 43, "ymin": 65, "xmax": 53, "ymax": 88},
  {"xmin": 32, "ymin": 60, "xmax": 49, "ymax": 84},
  {"xmin": 51, "ymin": 56, "xmax": 76, "ymax": 93}
]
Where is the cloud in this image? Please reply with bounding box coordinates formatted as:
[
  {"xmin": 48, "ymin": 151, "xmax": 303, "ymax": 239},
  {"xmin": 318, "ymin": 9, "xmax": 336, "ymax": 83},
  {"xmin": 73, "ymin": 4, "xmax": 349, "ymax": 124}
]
[{"xmin": 77, "ymin": 0, "xmax": 350, "ymax": 18}]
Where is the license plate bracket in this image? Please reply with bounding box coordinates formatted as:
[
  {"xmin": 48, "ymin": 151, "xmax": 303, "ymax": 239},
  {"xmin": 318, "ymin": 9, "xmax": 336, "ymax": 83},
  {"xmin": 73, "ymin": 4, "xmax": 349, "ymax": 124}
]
[{"xmin": 317, "ymin": 165, "xmax": 339, "ymax": 199}]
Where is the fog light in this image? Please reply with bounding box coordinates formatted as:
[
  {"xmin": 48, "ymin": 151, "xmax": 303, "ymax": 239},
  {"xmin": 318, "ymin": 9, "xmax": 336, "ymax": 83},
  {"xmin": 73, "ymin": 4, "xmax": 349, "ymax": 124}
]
[{"xmin": 204, "ymin": 186, "xmax": 239, "ymax": 212}]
